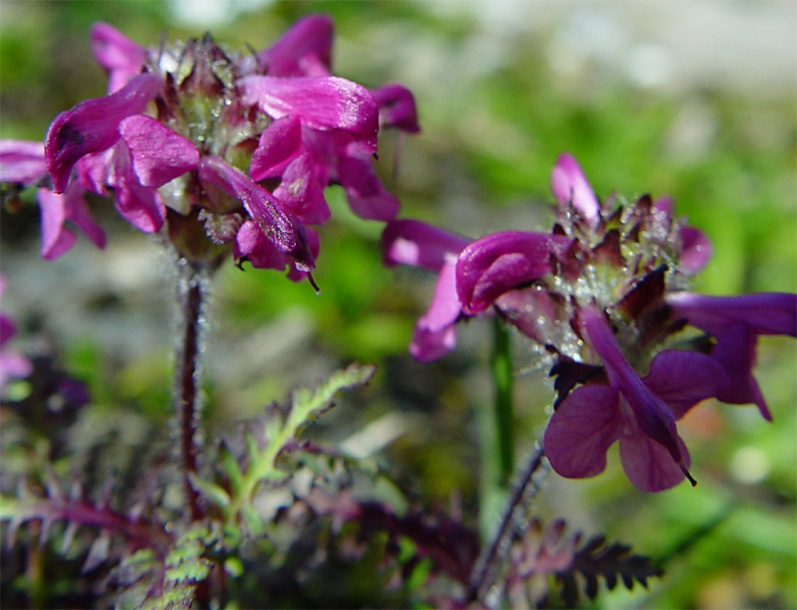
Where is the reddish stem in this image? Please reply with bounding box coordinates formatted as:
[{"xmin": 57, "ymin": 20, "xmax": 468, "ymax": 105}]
[{"xmin": 175, "ymin": 259, "xmax": 205, "ymax": 521}]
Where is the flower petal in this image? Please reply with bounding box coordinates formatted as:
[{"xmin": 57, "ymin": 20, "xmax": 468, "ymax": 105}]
[
  {"xmin": 37, "ymin": 181, "xmax": 106, "ymax": 258},
  {"xmin": 91, "ymin": 22, "xmax": 147, "ymax": 93},
  {"xmin": 381, "ymin": 220, "xmax": 470, "ymax": 272},
  {"xmin": 644, "ymin": 350, "xmax": 728, "ymax": 419},
  {"xmin": 200, "ymin": 156, "xmax": 314, "ymax": 271},
  {"xmin": 115, "ymin": 172, "xmax": 165, "ymax": 233},
  {"xmin": 0, "ymin": 319, "xmax": 14, "ymax": 349},
  {"xmin": 409, "ymin": 261, "xmax": 462, "ymax": 362},
  {"xmin": 258, "ymin": 13, "xmax": 333, "ymax": 77},
  {"xmin": 411, "ymin": 324, "xmax": 457, "ymax": 364},
  {"xmin": 550, "ymin": 153, "xmax": 600, "ymax": 226},
  {"xmin": 710, "ymin": 323, "xmax": 772, "ymax": 420},
  {"xmin": 619, "ymin": 424, "xmax": 691, "ymax": 492},
  {"xmin": 337, "ymin": 153, "xmax": 399, "ymax": 221},
  {"xmin": 679, "ymin": 226, "xmax": 712, "ymax": 274},
  {"xmin": 63, "ymin": 188, "xmax": 106, "ymax": 250},
  {"xmin": 87, "ymin": 141, "xmax": 165, "ymax": 233},
  {"xmin": 38, "ymin": 188, "xmax": 77, "ymax": 259},
  {"xmin": 45, "ymin": 72, "xmax": 162, "ymax": 193},
  {"xmin": 272, "ymin": 152, "xmax": 330, "ymax": 225},
  {"xmin": 667, "ymin": 292, "xmax": 797, "ymax": 338},
  {"xmin": 544, "ymin": 384, "xmax": 622, "ymax": 479},
  {"xmin": 370, "ymin": 84, "xmax": 420, "ymax": 133},
  {"xmin": 238, "ymin": 75, "xmax": 379, "ymax": 151},
  {"xmin": 119, "ymin": 115, "xmax": 199, "ymax": 187},
  {"xmin": 580, "ymin": 305, "xmax": 684, "ymax": 464},
  {"xmin": 0, "ymin": 140, "xmax": 47, "ymax": 184},
  {"xmin": 495, "ymin": 286, "xmax": 564, "ymax": 345},
  {"xmin": 250, "ymin": 115, "xmax": 304, "ymax": 181},
  {"xmin": 456, "ymin": 231, "xmax": 569, "ymax": 314},
  {"xmin": 234, "ymin": 220, "xmax": 319, "ymax": 281}
]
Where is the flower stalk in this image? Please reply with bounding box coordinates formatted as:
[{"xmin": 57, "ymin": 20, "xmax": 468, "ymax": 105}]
[
  {"xmin": 174, "ymin": 257, "xmax": 208, "ymax": 521},
  {"xmin": 491, "ymin": 317, "xmax": 515, "ymax": 486}
]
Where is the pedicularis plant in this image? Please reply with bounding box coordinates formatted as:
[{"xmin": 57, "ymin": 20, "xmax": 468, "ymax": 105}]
[{"xmin": 1, "ymin": 15, "xmax": 795, "ymax": 609}]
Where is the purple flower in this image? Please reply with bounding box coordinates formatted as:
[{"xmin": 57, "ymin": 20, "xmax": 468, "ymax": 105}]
[
  {"xmin": 544, "ymin": 305, "xmax": 729, "ymax": 492},
  {"xmin": 385, "ymin": 152, "xmax": 795, "ymax": 492},
  {"xmin": 1, "ymin": 16, "xmax": 418, "ymax": 281},
  {"xmin": 550, "ymin": 152, "xmax": 712, "ymax": 275},
  {"xmin": 382, "ymin": 220, "xmax": 471, "ymax": 362},
  {"xmin": 382, "ymin": 223, "xmax": 570, "ymax": 362},
  {"xmin": 199, "ymin": 156, "xmax": 314, "ymax": 272},
  {"xmin": 666, "ymin": 292, "xmax": 797, "ymax": 420},
  {"xmin": 544, "ymin": 349, "xmax": 727, "ymax": 493},
  {"xmin": 0, "ymin": 140, "xmax": 107, "ymax": 258}
]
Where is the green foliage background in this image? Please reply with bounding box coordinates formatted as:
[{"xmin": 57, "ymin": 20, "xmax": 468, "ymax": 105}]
[{"xmin": 1, "ymin": 1, "xmax": 795, "ymax": 608}]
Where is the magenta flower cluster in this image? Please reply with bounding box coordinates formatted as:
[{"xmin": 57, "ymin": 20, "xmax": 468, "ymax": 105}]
[
  {"xmin": 383, "ymin": 154, "xmax": 796, "ymax": 492},
  {"xmin": 1, "ymin": 14, "xmax": 793, "ymax": 496},
  {"xmin": 0, "ymin": 15, "xmax": 418, "ymax": 281}
]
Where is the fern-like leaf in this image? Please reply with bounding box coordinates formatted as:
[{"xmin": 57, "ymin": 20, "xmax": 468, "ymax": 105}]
[
  {"xmin": 559, "ymin": 533, "xmax": 663, "ymax": 607},
  {"xmin": 502, "ymin": 519, "xmax": 662, "ymax": 608},
  {"xmin": 210, "ymin": 363, "xmax": 376, "ymax": 526}
]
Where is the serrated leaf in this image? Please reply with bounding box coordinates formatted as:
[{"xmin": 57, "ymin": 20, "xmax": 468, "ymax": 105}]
[
  {"xmin": 61, "ymin": 521, "xmax": 79, "ymax": 555},
  {"xmin": 245, "ymin": 431, "xmax": 261, "ymax": 468},
  {"xmin": 558, "ymin": 534, "xmax": 663, "ymax": 606},
  {"xmin": 164, "ymin": 526, "xmax": 214, "ymax": 586},
  {"xmin": 289, "ymin": 363, "xmax": 376, "ymax": 435},
  {"xmin": 219, "ymin": 442, "xmax": 244, "ymax": 495},
  {"xmin": 227, "ymin": 364, "xmax": 377, "ymax": 522},
  {"xmin": 119, "ymin": 548, "xmax": 159, "ymax": 578},
  {"xmin": 166, "ymin": 556, "xmax": 212, "ymax": 584},
  {"xmin": 83, "ymin": 531, "xmax": 112, "ymax": 573},
  {"xmin": 189, "ymin": 473, "xmax": 231, "ymax": 513}
]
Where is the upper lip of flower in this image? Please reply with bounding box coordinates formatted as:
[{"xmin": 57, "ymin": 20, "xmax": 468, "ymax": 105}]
[
  {"xmin": 45, "ymin": 72, "xmax": 164, "ymax": 194},
  {"xmin": 456, "ymin": 231, "xmax": 571, "ymax": 315}
]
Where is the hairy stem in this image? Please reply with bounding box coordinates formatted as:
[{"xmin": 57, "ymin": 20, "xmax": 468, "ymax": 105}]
[
  {"xmin": 174, "ymin": 258, "xmax": 207, "ymax": 521},
  {"xmin": 467, "ymin": 444, "xmax": 548, "ymax": 606}
]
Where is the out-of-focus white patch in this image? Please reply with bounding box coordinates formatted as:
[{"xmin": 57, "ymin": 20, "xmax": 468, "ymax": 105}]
[
  {"xmin": 729, "ymin": 446, "xmax": 770, "ymax": 484},
  {"xmin": 340, "ymin": 412, "xmax": 414, "ymax": 459},
  {"xmin": 627, "ymin": 44, "xmax": 673, "ymax": 88},
  {"xmin": 167, "ymin": 0, "xmax": 275, "ymax": 27}
]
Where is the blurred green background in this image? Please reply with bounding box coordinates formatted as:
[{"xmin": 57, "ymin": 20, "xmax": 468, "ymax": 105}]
[{"xmin": 1, "ymin": 1, "xmax": 795, "ymax": 608}]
